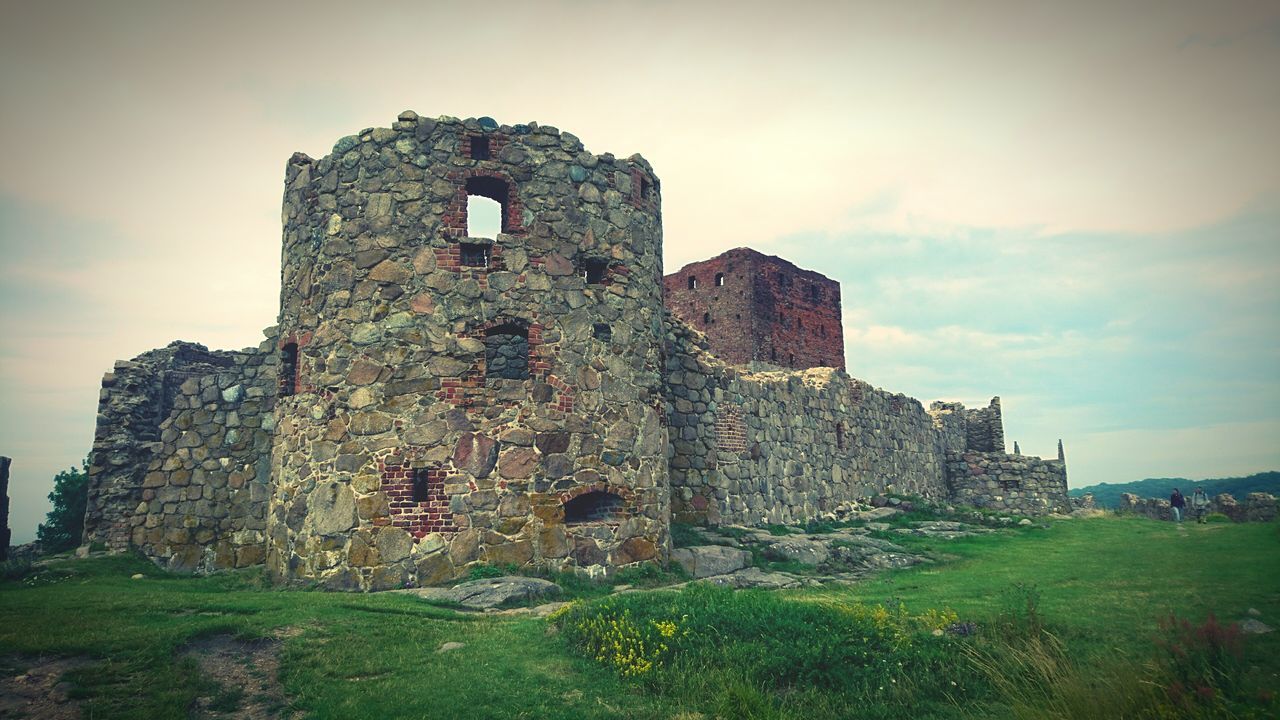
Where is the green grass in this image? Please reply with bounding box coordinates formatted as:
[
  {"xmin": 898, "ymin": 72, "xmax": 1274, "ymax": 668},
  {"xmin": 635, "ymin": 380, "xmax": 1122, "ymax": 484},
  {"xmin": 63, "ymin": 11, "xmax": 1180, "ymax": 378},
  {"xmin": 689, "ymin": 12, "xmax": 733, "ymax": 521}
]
[{"xmin": 2, "ymin": 516, "xmax": 1277, "ymax": 719}]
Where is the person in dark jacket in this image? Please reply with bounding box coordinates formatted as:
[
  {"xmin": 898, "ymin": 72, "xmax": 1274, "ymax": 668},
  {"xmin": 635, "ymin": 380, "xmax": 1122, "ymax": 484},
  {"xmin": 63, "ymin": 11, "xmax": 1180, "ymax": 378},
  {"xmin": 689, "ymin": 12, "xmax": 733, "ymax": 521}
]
[{"xmin": 1170, "ymin": 488, "xmax": 1186, "ymax": 522}]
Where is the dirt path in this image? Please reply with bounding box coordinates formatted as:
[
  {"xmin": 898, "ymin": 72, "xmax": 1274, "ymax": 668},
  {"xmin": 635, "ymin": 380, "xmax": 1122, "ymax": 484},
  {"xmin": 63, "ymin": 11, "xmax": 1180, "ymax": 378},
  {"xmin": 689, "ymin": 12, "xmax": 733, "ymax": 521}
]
[{"xmin": 181, "ymin": 634, "xmax": 300, "ymax": 719}]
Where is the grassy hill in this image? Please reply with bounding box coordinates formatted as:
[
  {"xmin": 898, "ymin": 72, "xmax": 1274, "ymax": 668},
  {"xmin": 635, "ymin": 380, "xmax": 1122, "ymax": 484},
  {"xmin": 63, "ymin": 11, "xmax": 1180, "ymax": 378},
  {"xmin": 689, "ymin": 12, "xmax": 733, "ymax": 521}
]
[
  {"xmin": 1070, "ymin": 470, "xmax": 1280, "ymax": 508},
  {"xmin": 2, "ymin": 516, "xmax": 1277, "ymax": 719}
]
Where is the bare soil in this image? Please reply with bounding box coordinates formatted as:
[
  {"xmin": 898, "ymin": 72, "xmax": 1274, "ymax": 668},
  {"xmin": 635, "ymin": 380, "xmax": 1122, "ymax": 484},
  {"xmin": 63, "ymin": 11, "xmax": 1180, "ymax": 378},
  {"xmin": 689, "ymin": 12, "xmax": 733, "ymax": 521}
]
[
  {"xmin": 0, "ymin": 655, "xmax": 90, "ymax": 719},
  {"xmin": 180, "ymin": 633, "xmax": 300, "ymax": 719}
]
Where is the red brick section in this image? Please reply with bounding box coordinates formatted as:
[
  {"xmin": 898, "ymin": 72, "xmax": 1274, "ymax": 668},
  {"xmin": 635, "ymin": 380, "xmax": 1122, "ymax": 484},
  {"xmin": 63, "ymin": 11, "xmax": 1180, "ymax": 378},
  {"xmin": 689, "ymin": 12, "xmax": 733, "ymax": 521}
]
[
  {"xmin": 380, "ymin": 458, "xmax": 457, "ymax": 538},
  {"xmin": 277, "ymin": 330, "xmax": 314, "ymax": 395},
  {"xmin": 663, "ymin": 247, "xmax": 845, "ymax": 371},
  {"xmin": 715, "ymin": 405, "xmax": 748, "ymax": 453}
]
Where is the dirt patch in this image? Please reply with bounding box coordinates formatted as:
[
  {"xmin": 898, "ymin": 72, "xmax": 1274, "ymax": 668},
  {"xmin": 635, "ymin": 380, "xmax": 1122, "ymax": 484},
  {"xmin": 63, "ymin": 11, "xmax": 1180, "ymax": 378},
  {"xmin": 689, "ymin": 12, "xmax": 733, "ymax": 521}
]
[
  {"xmin": 180, "ymin": 633, "xmax": 300, "ymax": 719},
  {"xmin": 0, "ymin": 655, "xmax": 91, "ymax": 719}
]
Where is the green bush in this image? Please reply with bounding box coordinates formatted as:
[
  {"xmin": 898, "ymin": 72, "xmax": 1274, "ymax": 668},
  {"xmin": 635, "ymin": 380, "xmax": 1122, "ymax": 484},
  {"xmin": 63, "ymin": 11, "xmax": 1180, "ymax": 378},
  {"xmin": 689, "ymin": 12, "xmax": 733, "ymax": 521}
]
[
  {"xmin": 36, "ymin": 460, "xmax": 89, "ymax": 553},
  {"xmin": 1205, "ymin": 512, "xmax": 1231, "ymax": 524}
]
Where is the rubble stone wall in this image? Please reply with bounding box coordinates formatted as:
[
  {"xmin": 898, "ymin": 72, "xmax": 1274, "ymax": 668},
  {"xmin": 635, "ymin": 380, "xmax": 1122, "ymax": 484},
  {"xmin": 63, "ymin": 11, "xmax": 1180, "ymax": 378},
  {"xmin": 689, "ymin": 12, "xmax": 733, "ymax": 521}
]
[
  {"xmin": 1118, "ymin": 492, "xmax": 1278, "ymax": 522},
  {"xmin": 666, "ymin": 318, "xmax": 950, "ymax": 526},
  {"xmin": 267, "ymin": 114, "xmax": 667, "ymax": 590},
  {"xmin": 945, "ymin": 452, "xmax": 1070, "ymax": 515},
  {"xmin": 85, "ymin": 340, "xmax": 276, "ymax": 561}
]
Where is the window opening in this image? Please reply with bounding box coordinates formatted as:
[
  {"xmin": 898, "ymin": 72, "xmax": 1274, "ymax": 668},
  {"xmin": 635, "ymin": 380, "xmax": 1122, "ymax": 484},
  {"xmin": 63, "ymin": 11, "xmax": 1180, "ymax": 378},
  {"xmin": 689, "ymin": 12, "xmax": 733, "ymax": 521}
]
[
  {"xmin": 484, "ymin": 322, "xmax": 530, "ymax": 381},
  {"xmin": 465, "ymin": 175, "xmax": 509, "ymax": 237},
  {"xmin": 809, "ymin": 284, "xmax": 821, "ymax": 303},
  {"xmin": 778, "ymin": 273, "xmax": 791, "ymax": 289},
  {"xmin": 593, "ymin": 323, "xmax": 612, "ymax": 341},
  {"xmin": 789, "ymin": 353, "xmax": 795, "ymax": 364},
  {"xmin": 412, "ymin": 468, "xmax": 434, "ymax": 503},
  {"xmin": 563, "ymin": 491, "xmax": 624, "ymax": 524},
  {"xmin": 460, "ymin": 242, "xmax": 491, "ymax": 268},
  {"xmin": 819, "ymin": 326, "xmax": 826, "ymax": 338},
  {"xmin": 279, "ymin": 343, "xmax": 299, "ymax": 397},
  {"xmin": 470, "ymin": 136, "xmax": 491, "ymax": 160},
  {"xmin": 715, "ymin": 273, "xmax": 725, "ymax": 287},
  {"xmin": 580, "ymin": 258, "xmax": 609, "ymax": 284},
  {"xmin": 770, "ymin": 348, "xmax": 777, "ymax": 361},
  {"xmin": 688, "ymin": 275, "xmax": 698, "ymax": 290},
  {"xmin": 640, "ymin": 178, "xmax": 651, "ymax": 200},
  {"xmin": 836, "ymin": 423, "xmax": 845, "ymax": 449},
  {"xmin": 703, "ymin": 312, "xmax": 712, "ymax": 324},
  {"xmin": 797, "ymin": 317, "xmax": 803, "ymax": 330}
]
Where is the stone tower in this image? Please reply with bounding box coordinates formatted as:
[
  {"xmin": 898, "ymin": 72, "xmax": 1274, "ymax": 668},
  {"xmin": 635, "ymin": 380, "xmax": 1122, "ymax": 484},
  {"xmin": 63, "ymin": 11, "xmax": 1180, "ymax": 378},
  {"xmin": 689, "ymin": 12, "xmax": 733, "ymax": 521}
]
[
  {"xmin": 663, "ymin": 248, "xmax": 845, "ymax": 370},
  {"xmin": 268, "ymin": 113, "xmax": 668, "ymax": 590}
]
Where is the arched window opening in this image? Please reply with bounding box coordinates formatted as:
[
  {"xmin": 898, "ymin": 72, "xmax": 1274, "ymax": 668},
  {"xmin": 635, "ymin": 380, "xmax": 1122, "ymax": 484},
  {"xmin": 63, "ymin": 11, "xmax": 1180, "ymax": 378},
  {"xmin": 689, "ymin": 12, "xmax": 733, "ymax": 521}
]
[
  {"xmin": 470, "ymin": 136, "xmax": 491, "ymax": 160},
  {"xmin": 563, "ymin": 490, "xmax": 625, "ymax": 524},
  {"xmin": 484, "ymin": 322, "xmax": 530, "ymax": 381},
  {"xmin": 687, "ymin": 275, "xmax": 698, "ymax": 290},
  {"xmin": 580, "ymin": 258, "xmax": 609, "ymax": 284},
  {"xmin": 715, "ymin": 273, "xmax": 725, "ymax": 286},
  {"xmin": 279, "ymin": 343, "xmax": 299, "ymax": 397},
  {"xmin": 465, "ymin": 176, "xmax": 509, "ymax": 237}
]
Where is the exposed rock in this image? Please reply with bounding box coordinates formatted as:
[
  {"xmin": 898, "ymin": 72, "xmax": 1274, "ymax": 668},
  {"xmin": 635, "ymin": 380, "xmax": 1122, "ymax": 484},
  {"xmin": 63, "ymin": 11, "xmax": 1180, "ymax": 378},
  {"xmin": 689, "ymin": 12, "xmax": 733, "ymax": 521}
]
[
  {"xmin": 671, "ymin": 545, "xmax": 751, "ymax": 578},
  {"xmin": 409, "ymin": 576, "xmax": 562, "ymax": 609}
]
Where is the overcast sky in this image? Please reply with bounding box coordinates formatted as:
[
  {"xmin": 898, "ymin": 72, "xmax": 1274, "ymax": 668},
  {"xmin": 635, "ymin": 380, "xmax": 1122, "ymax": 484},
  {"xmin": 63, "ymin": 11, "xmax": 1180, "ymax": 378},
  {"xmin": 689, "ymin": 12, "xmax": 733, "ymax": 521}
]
[{"xmin": 2, "ymin": 1, "xmax": 1277, "ymax": 544}]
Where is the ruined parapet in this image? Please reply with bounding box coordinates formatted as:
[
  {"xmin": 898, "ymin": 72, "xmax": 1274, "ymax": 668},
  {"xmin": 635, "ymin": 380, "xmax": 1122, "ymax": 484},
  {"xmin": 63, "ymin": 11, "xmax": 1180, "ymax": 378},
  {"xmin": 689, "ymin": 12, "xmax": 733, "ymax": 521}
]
[
  {"xmin": 84, "ymin": 339, "xmax": 277, "ymax": 568},
  {"xmin": 1, "ymin": 456, "xmax": 10, "ymax": 560},
  {"xmin": 85, "ymin": 342, "xmax": 256, "ymax": 551},
  {"xmin": 663, "ymin": 248, "xmax": 845, "ymax": 371},
  {"xmin": 963, "ymin": 397, "xmax": 1005, "ymax": 453},
  {"xmin": 666, "ymin": 315, "xmax": 949, "ymax": 527},
  {"xmin": 944, "ymin": 451, "xmax": 1070, "ymax": 515},
  {"xmin": 927, "ymin": 401, "xmax": 968, "ymax": 454},
  {"xmin": 268, "ymin": 113, "xmax": 667, "ymax": 590}
]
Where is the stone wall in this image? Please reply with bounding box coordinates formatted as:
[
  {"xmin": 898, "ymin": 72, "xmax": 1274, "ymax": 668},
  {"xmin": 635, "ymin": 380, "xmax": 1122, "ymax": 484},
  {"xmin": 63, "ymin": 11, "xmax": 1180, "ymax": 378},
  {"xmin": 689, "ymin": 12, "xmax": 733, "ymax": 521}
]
[
  {"xmin": 1118, "ymin": 492, "xmax": 1278, "ymax": 522},
  {"xmin": 267, "ymin": 113, "xmax": 667, "ymax": 590},
  {"xmin": 84, "ymin": 339, "xmax": 277, "ymax": 571},
  {"xmin": 1, "ymin": 456, "xmax": 10, "ymax": 560},
  {"xmin": 945, "ymin": 452, "xmax": 1070, "ymax": 515},
  {"xmin": 666, "ymin": 317, "xmax": 951, "ymax": 526}
]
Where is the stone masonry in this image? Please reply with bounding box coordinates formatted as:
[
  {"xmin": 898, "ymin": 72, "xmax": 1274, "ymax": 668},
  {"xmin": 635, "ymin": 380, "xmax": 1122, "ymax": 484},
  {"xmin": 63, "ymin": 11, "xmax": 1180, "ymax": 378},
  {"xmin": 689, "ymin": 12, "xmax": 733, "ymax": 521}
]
[{"xmin": 81, "ymin": 112, "xmax": 1067, "ymax": 588}]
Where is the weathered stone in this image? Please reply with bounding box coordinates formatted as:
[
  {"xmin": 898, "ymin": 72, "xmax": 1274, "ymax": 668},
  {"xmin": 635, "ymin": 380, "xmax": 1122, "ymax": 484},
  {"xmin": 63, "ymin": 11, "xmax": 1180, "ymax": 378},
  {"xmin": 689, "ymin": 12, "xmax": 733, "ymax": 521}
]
[
  {"xmin": 453, "ymin": 433, "xmax": 498, "ymax": 478},
  {"xmin": 671, "ymin": 545, "xmax": 750, "ymax": 578}
]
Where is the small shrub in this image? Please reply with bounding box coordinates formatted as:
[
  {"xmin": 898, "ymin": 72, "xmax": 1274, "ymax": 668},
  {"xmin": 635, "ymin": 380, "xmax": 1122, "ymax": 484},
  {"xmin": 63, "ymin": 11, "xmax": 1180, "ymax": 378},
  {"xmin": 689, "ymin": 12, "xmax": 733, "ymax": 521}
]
[
  {"xmin": 1204, "ymin": 512, "xmax": 1231, "ymax": 524},
  {"xmin": 1155, "ymin": 612, "xmax": 1244, "ymax": 707},
  {"xmin": 670, "ymin": 523, "xmax": 704, "ymax": 548}
]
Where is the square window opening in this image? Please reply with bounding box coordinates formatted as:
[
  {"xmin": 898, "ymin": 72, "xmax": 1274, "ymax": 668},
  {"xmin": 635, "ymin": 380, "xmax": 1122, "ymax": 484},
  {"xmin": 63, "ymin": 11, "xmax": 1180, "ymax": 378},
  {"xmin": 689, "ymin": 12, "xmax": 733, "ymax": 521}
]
[
  {"xmin": 470, "ymin": 136, "xmax": 491, "ymax": 160},
  {"xmin": 581, "ymin": 258, "xmax": 609, "ymax": 284},
  {"xmin": 460, "ymin": 242, "xmax": 491, "ymax": 268}
]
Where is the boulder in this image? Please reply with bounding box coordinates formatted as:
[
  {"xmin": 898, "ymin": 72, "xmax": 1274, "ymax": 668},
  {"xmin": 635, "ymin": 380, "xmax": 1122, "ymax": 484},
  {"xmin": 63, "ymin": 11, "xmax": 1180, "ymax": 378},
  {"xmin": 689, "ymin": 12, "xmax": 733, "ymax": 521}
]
[
  {"xmin": 410, "ymin": 576, "xmax": 562, "ymax": 609},
  {"xmin": 671, "ymin": 545, "xmax": 751, "ymax": 578}
]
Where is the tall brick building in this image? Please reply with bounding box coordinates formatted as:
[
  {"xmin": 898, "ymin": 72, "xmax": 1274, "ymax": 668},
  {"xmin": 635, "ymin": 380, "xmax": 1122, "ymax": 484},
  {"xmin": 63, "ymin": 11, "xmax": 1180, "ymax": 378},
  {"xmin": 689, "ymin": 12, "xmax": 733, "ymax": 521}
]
[{"xmin": 664, "ymin": 247, "xmax": 845, "ymax": 370}]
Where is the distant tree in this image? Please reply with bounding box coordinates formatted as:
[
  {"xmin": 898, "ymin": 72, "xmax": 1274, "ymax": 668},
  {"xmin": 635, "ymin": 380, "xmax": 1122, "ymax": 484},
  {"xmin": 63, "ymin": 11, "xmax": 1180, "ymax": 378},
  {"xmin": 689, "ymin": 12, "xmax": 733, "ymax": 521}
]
[{"xmin": 36, "ymin": 460, "xmax": 89, "ymax": 553}]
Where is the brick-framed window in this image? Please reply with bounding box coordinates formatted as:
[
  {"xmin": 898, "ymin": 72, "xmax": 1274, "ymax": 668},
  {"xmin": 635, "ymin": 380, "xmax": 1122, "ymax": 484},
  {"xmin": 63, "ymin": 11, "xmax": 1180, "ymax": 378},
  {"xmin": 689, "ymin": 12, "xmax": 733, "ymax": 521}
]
[
  {"xmin": 579, "ymin": 257, "xmax": 610, "ymax": 285},
  {"xmin": 442, "ymin": 169, "xmax": 523, "ymax": 239},
  {"xmin": 558, "ymin": 483, "xmax": 635, "ymax": 525},
  {"xmin": 381, "ymin": 455, "xmax": 458, "ymax": 538}
]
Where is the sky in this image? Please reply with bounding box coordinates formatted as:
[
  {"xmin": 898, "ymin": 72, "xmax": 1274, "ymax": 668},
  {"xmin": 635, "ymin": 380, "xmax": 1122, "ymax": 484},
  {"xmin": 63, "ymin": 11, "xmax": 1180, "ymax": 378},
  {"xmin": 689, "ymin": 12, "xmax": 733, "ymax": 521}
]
[{"xmin": 1, "ymin": 0, "xmax": 1277, "ymax": 544}]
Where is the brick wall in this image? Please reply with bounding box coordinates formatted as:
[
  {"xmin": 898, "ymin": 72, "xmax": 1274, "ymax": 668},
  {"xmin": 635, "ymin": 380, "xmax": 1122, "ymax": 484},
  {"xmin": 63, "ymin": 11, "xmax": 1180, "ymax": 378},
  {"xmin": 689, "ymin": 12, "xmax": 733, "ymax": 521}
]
[{"xmin": 664, "ymin": 248, "xmax": 844, "ymax": 370}]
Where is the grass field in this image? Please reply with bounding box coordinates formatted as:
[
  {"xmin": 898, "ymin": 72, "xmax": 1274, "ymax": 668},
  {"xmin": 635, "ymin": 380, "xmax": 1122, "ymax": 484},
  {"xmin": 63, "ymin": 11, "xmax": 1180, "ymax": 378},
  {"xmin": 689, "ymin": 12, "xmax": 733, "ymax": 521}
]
[{"xmin": 1, "ymin": 515, "xmax": 1277, "ymax": 719}]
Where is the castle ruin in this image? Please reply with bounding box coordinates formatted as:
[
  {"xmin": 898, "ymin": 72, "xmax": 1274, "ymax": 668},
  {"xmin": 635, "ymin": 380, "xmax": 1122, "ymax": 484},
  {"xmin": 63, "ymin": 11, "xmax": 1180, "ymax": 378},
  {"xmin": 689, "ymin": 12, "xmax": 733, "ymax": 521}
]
[{"xmin": 83, "ymin": 113, "xmax": 1068, "ymax": 590}]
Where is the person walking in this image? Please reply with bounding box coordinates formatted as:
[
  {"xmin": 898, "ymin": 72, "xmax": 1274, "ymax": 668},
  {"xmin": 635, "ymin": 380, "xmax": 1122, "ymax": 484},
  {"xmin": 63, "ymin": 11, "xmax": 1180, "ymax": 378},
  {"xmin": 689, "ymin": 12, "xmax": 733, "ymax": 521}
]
[
  {"xmin": 1191, "ymin": 488, "xmax": 1210, "ymax": 523},
  {"xmin": 1170, "ymin": 488, "xmax": 1186, "ymax": 523}
]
